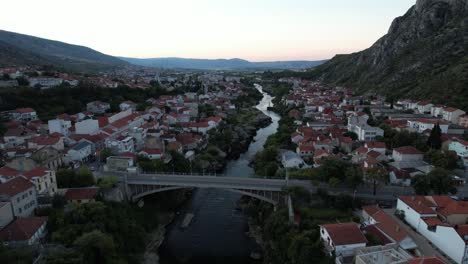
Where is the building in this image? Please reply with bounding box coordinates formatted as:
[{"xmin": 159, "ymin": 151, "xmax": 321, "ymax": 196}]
[
  {"xmin": 319, "ymin": 222, "xmax": 368, "ymax": 257},
  {"xmin": 458, "ymin": 115, "xmax": 468, "ymax": 128},
  {"xmin": 106, "ymin": 136, "xmax": 134, "ymax": 154},
  {"xmin": 9, "ymin": 108, "xmax": 38, "ymax": 122},
  {"xmin": 392, "ymin": 147, "xmax": 424, "ymax": 162},
  {"xmin": 281, "ymin": 151, "xmax": 307, "ymax": 168},
  {"xmin": 0, "ymin": 217, "xmax": 47, "ymax": 247},
  {"xmin": 362, "ymin": 205, "xmax": 417, "ymax": 250},
  {"xmin": 138, "ymin": 148, "xmax": 163, "ymax": 160},
  {"xmin": 355, "ymin": 245, "xmax": 412, "ymax": 264},
  {"xmin": 48, "ymin": 119, "xmax": 72, "ymax": 136},
  {"xmin": 0, "ymin": 202, "xmax": 14, "ymax": 229},
  {"xmin": 0, "ymin": 177, "xmax": 37, "ymax": 217},
  {"xmin": 29, "ymin": 77, "xmax": 63, "ymax": 88},
  {"xmin": 449, "ymin": 139, "xmax": 468, "ymax": 159},
  {"xmin": 409, "ymin": 257, "xmax": 447, "ymax": 264},
  {"xmin": 75, "ymin": 119, "xmax": 99, "ymax": 135},
  {"xmin": 28, "ymin": 135, "xmax": 64, "ymax": 151},
  {"xmin": 407, "ymin": 119, "xmax": 449, "ymax": 134},
  {"xmin": 119, "ymin": 100, "xmax": 137, "ymax": 111},
  {"xmin": 348, "ymin": 113, "xmax": 384, "ymax": 141},
  {"xmin": 397, "ymin": 196, "xmax": 468, "ymax": 264},
  {"xmin": 64, "ymin": 187, "xmax": 99, "ymax": 204},
  {"xmin": 22, "ymin": 167, "xmax": 57, "ymax": 196},
  {"xmin": 86, "ymin": 101, "xmax": 110, "ymax": 114},
  {"xmin": 441, "ymin": 107, "xmax": 466, "ymax": 124},
  {"xmin": 66, "ymin": 141, "xmax": 93, "ymax": 162}
]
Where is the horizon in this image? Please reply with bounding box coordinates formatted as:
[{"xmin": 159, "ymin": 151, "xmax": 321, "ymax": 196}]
[{"xmin": 1, "ymin": 0, "xmax": 415, "ymax": 61}]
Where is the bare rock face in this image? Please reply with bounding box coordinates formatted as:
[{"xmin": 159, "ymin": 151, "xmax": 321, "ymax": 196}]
[{"xmin": 312, "ymin": 0, "xmax": 468, "ymax": 109}]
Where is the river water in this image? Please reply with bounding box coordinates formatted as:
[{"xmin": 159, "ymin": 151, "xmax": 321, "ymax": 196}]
[{"xmin": 159, "ymin": 84, "xmax": 281, "ymax": 264}]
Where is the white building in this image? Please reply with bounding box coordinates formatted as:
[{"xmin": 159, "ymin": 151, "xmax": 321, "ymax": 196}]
[
  {"xmin": 75, "ymin": 119, "xmax": 99, "ymax": 135},
  {"xmin": 281, "ymin": 151, "xmax": 307, "ymax": 168},
  {"xmin": 407, "ymin": 119, "xmax": 449, "ymax": 134},
  {"xmin": 442, "ymin": 107, "xmax": 466, "ymax": 124},
  {"xmin": 67, "ymin": 141, "xmax": 93, "ymax": 162},
  {"xmin": 320, "ymin": 222, "xmax": 367, "ymax": 257},
  {"xmin": 392, "ymin": 146, "xmax": 424, "ymax": 162},
  {"xmin": 29, "ymin": 77, "xmax": 63, "ymax": 89},
  {"xmin": 347, "ymin": 113, "xmax": 384, "ymax": 141},
  {"xmin": 9, "ymin": 108, "xmax": 38, "ymax": 122},
  {"xmin": 0, "ymin": 217, "xmax": 47, "ymax": 247},
  {"xmin": 0, "ymin": 177, "xmax": 37, "ymax": 217},
  {"xmin": 396, "ymin": 196, "xmax": 468, "ymax": 264},
  {"xmin": 48, "ymin": 119, "xmax": 72, "ymax": 136}
]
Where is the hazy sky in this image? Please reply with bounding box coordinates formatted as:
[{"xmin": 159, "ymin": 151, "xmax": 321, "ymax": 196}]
[{"xmin": 1, "ymin": 0, "xmax": 415, "ymax": 61}]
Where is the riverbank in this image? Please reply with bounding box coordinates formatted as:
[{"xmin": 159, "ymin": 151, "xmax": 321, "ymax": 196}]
[{"xmin": 142, "ymin": 212, "xmax": 175, "ymax": 264}]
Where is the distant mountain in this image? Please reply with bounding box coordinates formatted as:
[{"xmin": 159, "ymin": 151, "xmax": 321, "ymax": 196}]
[
  {"xmin": 0, "ymin": 30, "xmax": 128, "ymax": 72},
  {"xmin": 120, "ymin": 57, "xmax": 327, "ymax": 70},
  {"xmin": 309, "ymin": 0, "xmax": 468, "ymax": 110}
]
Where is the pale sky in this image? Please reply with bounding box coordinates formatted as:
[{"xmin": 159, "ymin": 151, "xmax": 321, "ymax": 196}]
[{"xmin": 1, "ymin": 0, "xmax": 415, "ymax": 61}]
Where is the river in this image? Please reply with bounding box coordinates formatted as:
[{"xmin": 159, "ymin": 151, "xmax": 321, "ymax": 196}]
[{"xmin": 158, "ymin": 84, "xmax": 281, "ymax": 264}]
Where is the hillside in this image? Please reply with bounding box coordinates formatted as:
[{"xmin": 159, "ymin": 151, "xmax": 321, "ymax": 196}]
[
  {"xmin": 0, "ymin": 30, "xmax": 128, "ymax": 72},
  {"xmin": 120, "ymin": 57, "xmax": 327, "ymax": 70},
  {"xmin": 310, "ymin": 0, "xmax": 468, "ymax": 110}
]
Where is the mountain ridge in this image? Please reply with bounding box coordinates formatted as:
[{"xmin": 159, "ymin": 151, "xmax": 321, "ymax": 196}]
[
  {"xmin": 0, "ymin": 29, "xmax": 128, "ymax": 72},
  {"xmin": 120, "ymin": 57, "xmax": 327, "ymax": 70},
  {"xmin": 309, "ymin": 0, "xmax": 468, "ymax": 109}
]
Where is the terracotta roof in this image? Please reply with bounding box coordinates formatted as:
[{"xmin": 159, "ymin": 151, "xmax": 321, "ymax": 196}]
[
  {"xmin": 365, "ymin": 142, "xmax": 386, "ymax": 149},
  {"xmin": 363, "ymin": 205, "xmax": 381, "ymax": 217},
  {"xmin": 409, "ymin": 257, "xmax": 447, "ymax": 264},
  {"xmin": 321, "ymin": 222, "xmax": 367, "ymax": 246},
  {"xmin": 22, "ymin": 167, "xmax": 49, "ymax": 179},
  {"xmin": 64, "ymin": 187, "xmax": 99, "ymax": 200},
  {"xmin": 399, "ymin": 196, "xmax": 436, "ymax": 215},
  {"xmin": 140, "ymin": 148, "xmax": 162, "ymax": 155},
  {"xmin": 422, "ymin": 217, "xmax": 447, "ymax": 227},
  {"xmin": 394, "ymin": 146, "xmax": 423, "ymax": 155},
  {"xmin": 29, "ymin": 136, "xmax": 60, "ymax": 145},
  {"xmin": 0, "ymin": 217, "xmax": 47, "ymax": 242},
  {"xmin": 0, "ymin": 166, "xmax": 20, "ymax": 177},
  {"xmin": 0, "ymin": 177, "xmax": 34, "ymax": 197},
  {"xmin": 437, "ymin": 201, "xmax": 468, "ymax": 217},
  {"xmin": 371, "ymin": 209, "xmax": 409, "ymax": 242},
  {"xmin": 15, "ymin": 108, "xmax": 35, "ymax": 114}
]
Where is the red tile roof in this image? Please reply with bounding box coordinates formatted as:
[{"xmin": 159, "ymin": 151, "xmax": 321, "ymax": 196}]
[
  {"xmin": 409, "ymin": 257, "xmax": 447, "ymax": 264},
  {"xmin": 22, "ymin": 167, "xmax": 49, "ymax": 179},
  {"xmin": 321, "ymin": 222, "xmax": 367, "ymax": 246},
  {"xmin": 0, "ymin": 177, "xmax": 34, "ymax": 197},
  {"xmin": 29, "ymin": 136, "xmax": 60, "ymax": 145},
  {"xmin": 15, "ymin": 108, "xmax": 35, "ymax": 114},
  {"xmin": 64, "ymin": 187, "xmax": 99, "ymax": 200},
  {"xmin": 399, "ymin": 196, "xmax": 436, "ymax": 215},
  {"xmin": 0, "ymin": 217, "xmax": 46, "ymax": 241},
  {"xmin": 140, "ymin": 148, "xmax": 162, "ymax": 155},
  {"xmin": 365, "ymin": 142, "xmax": 386, "ymax": 149},
  {"xmin": 0, "ymin": 166, "xmax": 20, "ymax": 177},
  {"xmin": 394, "ymin": 146, "xmax": 423, "ymax": 155}
]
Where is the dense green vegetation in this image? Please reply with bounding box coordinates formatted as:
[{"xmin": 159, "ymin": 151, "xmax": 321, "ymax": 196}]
[
  {"xmin": 243, "ymin": 188, "xmax": 360, "ymax": 264},
  {"xmin": 377, "ymin": 124, "xmax": 428, "ymax": 152},
  {"xmin": 0, "ymin": 82, "xmax": 186, "ymax": 120},
  {"xmin": 0, "ymin": 244, "xmax": 34, "ymax": 264},
  {"xmin": 56, "ymin": 167, "xmax": 95, "ymax": 188},
  {"xmin": 412, "ymin": 167, "xmax": 458, "ymax": 195}
]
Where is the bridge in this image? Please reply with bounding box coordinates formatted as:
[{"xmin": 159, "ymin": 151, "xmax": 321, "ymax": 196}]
[{"xmin": 123, "ymin": 173, "xmax": 301, "ymax": 205}]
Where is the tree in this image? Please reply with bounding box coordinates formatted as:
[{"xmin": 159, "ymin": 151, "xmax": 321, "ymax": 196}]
[
  {"xmin": 76, "ymin": 166, "xmax": 95, "ymax": 187},
  {"xmin": 345, "ymin": 165, "xmax": 363, "ymax": 189},
  {"xmin": 99, "ymin": 148, "xmax": 112, "ymax": 162},
  {"xmin": 366, "ymin": 167, "xmax": 387, "ymax": 196},
  {"xmin": 412, "ymin": 168, "xmax": 457, "ymax": 195},
  {"xmin": 427, "ymin": 123, "xmax": 442, "ymax": 149},
  {"xmin": 411, "ymin": 174, "xmax": 432, "ymax": 195},
  {"xmin": 429, "ymin": 168, "xmax": 457, "ymax": 195},
  {"xmin": 73, "ymin": 230, "xmax": 117, "ymax": 264},
  {"xmin": 343, "ymin": 131, "xmax": 358, "ymax": 141}
]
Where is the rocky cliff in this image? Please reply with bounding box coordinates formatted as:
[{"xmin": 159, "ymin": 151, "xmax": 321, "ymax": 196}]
[{"xmin": 312, "ymin": 0, "xmax": 468, "ymax": 109}]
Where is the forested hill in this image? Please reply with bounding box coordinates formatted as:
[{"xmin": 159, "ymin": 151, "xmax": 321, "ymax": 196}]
[
  {"xmin": 309, "ymin": 0, "xmax": 468, "ymax": 110},
  {"xmin": 0, "ymin": 30, "xmax": 128, "ymax": 72}
]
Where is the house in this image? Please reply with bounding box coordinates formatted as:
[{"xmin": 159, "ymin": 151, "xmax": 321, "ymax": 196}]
[
  {"xmin": 297, "ymin": 145, "xmax": 314, "ymax": 157},
  {"xmin": 22, "ymin": 167, "xmax": 57, "ymax": 196},
  {"xmin": 119, "ymin": 100, "xmax": 137, "ymax": 111},
  {"xmin": 354, "ymin": 245, "xmax": 412, "ymax": 264},
  {"xmin": 281, "ymin": 151, "xmax": 306, "ymax": 168},
  {"xmin": 319, "ymin": 222, "xmax": 367, "ymax": 257},
  {"xmin": 449, "ymin": 139, "xmax": 468, "ymax": 158},
  {"xmin": 458, "ymin": 115, "xmax": 468, "ymax": 128},
  {"xmin": 431, "ymin": 105, "xmax": 445, "ymax": 117},
  {"xmin": 106, "ymin": 136, "xmax": 134, "ymax": 154},
  {"xmin": 0, "ymin": 177, "xmax": 37, "ymax": 217},
  {"xmin": 48, "ymin": 119, "xmax": 72, "ymax": 136},
  {"xmin": 365, "ymin": 142, "xmax": 386, "ymax": 155},
  {"xmin": 28, "ymin": 77, "xmax": 63, "ymax": 88},
  {"xmin": 67, "ymin": 141, "xmax": 93, "ymax": 162},
  {"xmin": 397, "ymin": 196, "xmax": 468, "ymax": 264},
  {"xmin": 75, "ymin": 119, "xmax": 99, "ymax": 135},
  {"xmin": 64, "ymin": 187, "xmax": 99, "ymax": 204},
  {"xmin": 348, "ymin": 113, "xmax": 384, "ymax": 141},
  {"xmin": 416, "ymin": 102, "xmax": 434, "ymax": 114},
  {"xmin": 407, "ymin": 119, "xmax": 449, "ymax": 134},
  {"xmin": 441, "ymin": 107, "xmax": 466, "ymax": 124},
  {"xmin": 362, "ymin": 205, "xmax": 417, "ymax": 250},
  {"xmin": 0, "ymin": 217, "xmax": 47, "ymax": 247},
  {"xmin": 86, "ymin": 101, "xmax": 110, "ymax": 114},
  {"xmin": 28, "ymin": 135, "xmax": 64, "ymax": 151},
  {"xmin": 139, "ymin": 148, "xmax": 163, "ymax": 160},
  {"xmin": 392, "ymin": 146, "xmax": 423, "ymax": 162},
  {"xmin": 9, "ymin": 108, "xmax": 38, "ymax": 123}
]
